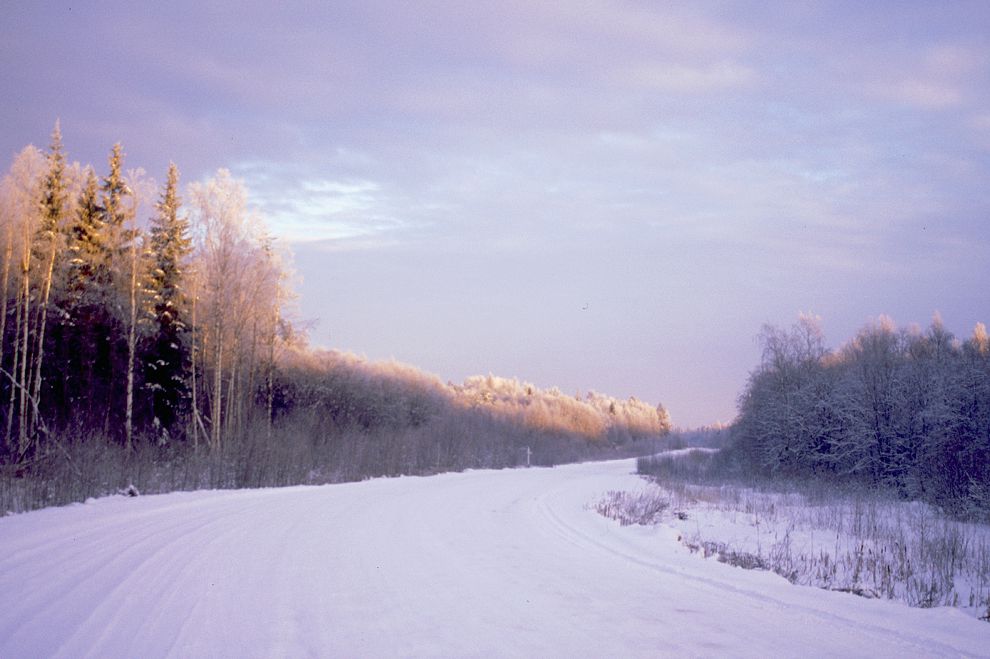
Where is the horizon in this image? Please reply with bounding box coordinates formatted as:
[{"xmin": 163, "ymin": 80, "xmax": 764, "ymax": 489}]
[{"xmin": 3, "ymin": 2, "xmax": 989, "ymax": 427}]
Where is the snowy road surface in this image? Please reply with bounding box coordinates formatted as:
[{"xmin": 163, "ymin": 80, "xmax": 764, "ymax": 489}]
[{"xmin": 1, "ymin": 459, "xmax": 987, "ymax": 657}]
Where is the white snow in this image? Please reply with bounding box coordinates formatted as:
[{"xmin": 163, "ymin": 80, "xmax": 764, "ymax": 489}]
[
  {"xmin": 0, "ymin": 459, "xmax": 986, "ymax": 658},
  {"xmin": 649, "ymin": 478, "xmax": 990, "ymax": 616}
]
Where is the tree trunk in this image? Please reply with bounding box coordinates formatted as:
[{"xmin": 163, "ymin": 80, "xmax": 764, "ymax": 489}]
[
  {"xmin": 0, "ymin": 228, "xmax": 12, "ymax": 452},
  {"xmin": 124, "ymin": 235, "xmax": 138, "ymax": 452},
  {"xmin": 29, "ymin": 238, "xmax": 57, "ymax": 443},
  {"xmin": 212, "ymin": 325, "xmax": 222, "ymax": 450},
  {"xmin": 17, "ymin": 246, "xmax": 31, "ymax": 454},
  {"xmin": 5, "ymin": 270, "xmax": 24, "ymax": 447},
  {"xmin": 0, "ymin": 227, "xmax": 12, "ymax": 376},
  {"xmin": 266, "ymin": 305, "xmax": 278, "ymax": 443},
  {"xmin": 190, "ymin": 290, "xmax": 199, "ymax": 448},
  {"xmin": 225, "ymin": 358, "xmax": 237, "ymax": 442}
]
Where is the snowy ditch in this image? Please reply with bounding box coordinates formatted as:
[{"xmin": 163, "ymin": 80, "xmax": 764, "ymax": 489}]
[{"xmin": 595, "ymin": 479, "xmax": 990, "ymax": 622}]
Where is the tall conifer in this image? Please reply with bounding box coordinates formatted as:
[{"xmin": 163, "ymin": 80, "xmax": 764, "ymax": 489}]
[{"xmin": 144, "ymin": 163, "xmax": 192, "ymax": 435}]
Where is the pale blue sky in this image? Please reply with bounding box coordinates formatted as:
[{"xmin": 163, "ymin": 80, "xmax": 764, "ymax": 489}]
[{"xmin": 3, "ymin": 1, "xmax": 989, "ymax": 426}]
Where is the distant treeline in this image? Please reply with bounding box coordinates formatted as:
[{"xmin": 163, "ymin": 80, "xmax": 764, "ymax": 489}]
[
  {"xmin": 663, "ymin": 423, "xmax": 732, "ymax": 451},
  {"xmin": 0, "ymin": 125, "xmax": 670, "ymax": 512},
  {"xmin": 274, "ymin": 349, "xmax": 670, "ymax": 447},
  {"xmin": 729, "ymin": 314, "xmax": 990, "ymax": 517}
]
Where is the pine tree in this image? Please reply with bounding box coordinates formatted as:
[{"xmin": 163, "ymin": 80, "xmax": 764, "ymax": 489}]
[
  {"xmin": 58, "ymin": 144, "xmax": 133, "ymax": 435},
  {"xmin": 65, "ymin": 168, "xmax": 105, "ymax": 306},
  {"xmin": 100, "ymin": 143, "xmax": 130, "ymax": 306},
  {"xmin": 101, "ymin": 144, "xmax": 128, "ymax": 229},
  {"xmin": 143, "ymin": 163, "xmax": 192, "ymax": 436},
  {"xmin": 37, "ymin": 122, "xmax": 66, "ymax": 239},
  {"xmin": 54, "ymin": 167, "xmax": 109, "ymax": 423}
]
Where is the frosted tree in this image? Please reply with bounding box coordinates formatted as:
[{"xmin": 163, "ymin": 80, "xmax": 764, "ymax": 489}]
[
  {"xmin": 102, "ymin": 148, "xmax": 139, "ymax": 296},
  {"xmin": 65, "ymin": 168, "xmax": 105, "ymax": 305},
  {"xmin": 122, "ymin": 170, "xmax": 149, "ymax": 453},
  {"xmin": 143, "ymin": 163, "xmax": 192, "ymax": 437},
  {"xmin": 0, "ymin": 146, "xmax": 45, "ymax": 452},
  {"xmin": 24, "ymin": 122, "xmax": 68, "ymax": 450},
  {"xmin": 188, "ymin": 169, "xmax": 292, "ymax": 449},
  {"xmin": 60, "ymin": 143, "xmax": 135, "ymax": 438},
  {"xmin": 55, "ymin": 167, "xmax": 109, "ymax": 420}
]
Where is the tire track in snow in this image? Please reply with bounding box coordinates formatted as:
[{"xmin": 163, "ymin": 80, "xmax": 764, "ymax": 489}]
[
  {"xmin": 0, "ymin": 500, "xmax": 242, "ymax": 652},
  {"xmin": 528, "ymin": 472, "xmax": 974, "ymax": 658},
  {"xmin": 0, "ymin": 461, "xmax": 986, "ymax": 658}
]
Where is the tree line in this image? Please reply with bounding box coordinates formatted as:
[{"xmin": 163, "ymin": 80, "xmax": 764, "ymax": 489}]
[
  {"xmin": 272, "ymin": 351, "xmax": 671, "ymax": 446},
  {"xmin": 0, "ymin": 123, "xmax": 289, "ymax": 463},
  {"xmin": 731, "ymin": 314, "xmax": 990, "ymax": 517},
  {"xmin": 0, "ymin": 124, "xmax": 672, "ymax": 511}
]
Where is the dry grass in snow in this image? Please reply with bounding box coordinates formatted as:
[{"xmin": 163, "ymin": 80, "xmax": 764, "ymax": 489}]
[{"xmin": 596, "ymin": 476, "xmax": 990, "ymax": 621}]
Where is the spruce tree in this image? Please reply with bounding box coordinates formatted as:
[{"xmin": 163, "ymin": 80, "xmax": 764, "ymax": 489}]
[
  {"xmin": 55, "ymin": 167, "xmax": 106, "ymax": 423},
  {"xmin": 100, "ymin": 143, "xmax": 130, "ymax": 305},
  {"xmin": 101, "ymin": 144, "xmax": 128, "ymax": 228},
  {"xmin": 144, "ymin": 163, "xmax": 192, "ymax": 435},
  {"xmin": 57, "ymin": 144, "xmax": 133, "ymax": 433},
  {"xmin": 37, "ymin": 121, "xmax": 66, "ymax": 240},
  {"xmin": 65, "ymin": 168, "xmax": 105, "ymax": 305}
]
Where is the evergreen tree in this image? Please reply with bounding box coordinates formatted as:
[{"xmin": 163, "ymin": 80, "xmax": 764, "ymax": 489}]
[
  {"xmin": 37, "ymin": 121, "xmax": 66, "ymax": 241},
  {"xmin": 143, "ymin": 163, "xmax": 192, "ymax": 435},
  {"xmin": 101, "ymin": 143, "xmax": 128, "ymax": 230},
  {"xmin": 55, "ymin": 144, "xmax": 134, "ymax": 434},
  {"xmin": 65, "ymin": 168, "xmax": 105, "ymax": 305},
  {"xmin": 100, "ymin": 143, "xmax": 131, "ymax": 307},
  {"xmin": 52, "ymin": 167, "xmax": 104, "ymax": 424}
]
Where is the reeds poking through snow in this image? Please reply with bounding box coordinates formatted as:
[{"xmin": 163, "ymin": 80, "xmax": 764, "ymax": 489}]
[
  {"xmin": 594, "ymin": 489, "xmax": 670, "ymax": 526},
  {"xmin": 597, "ymin": 450, "xmax": 990, "ymax": 621},
  {"xmin": 0, "ymin": 402, "xmax": 667, "ymax": 516}
]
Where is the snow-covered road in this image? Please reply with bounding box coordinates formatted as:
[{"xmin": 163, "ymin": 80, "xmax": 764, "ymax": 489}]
[{"xmin": 1, "ymin": 459, "xmax": 986, "ymax": 657}]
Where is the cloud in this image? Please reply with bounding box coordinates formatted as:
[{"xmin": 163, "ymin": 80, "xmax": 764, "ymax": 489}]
[
  {"xmin": 866, "ymin": 44, "xmax": 984, "ymax": 110},
  {"xmin": 230, "ymin": 162, "xmax": 407, "ymax": 245},
  {"xmin": 617, "ymin": 60, "xmax": 758, "ymax": 93},
  {"xmin": 881, "ymin": 79, "xmax": 962, "ymax": 110},
  {"xmin": 3, "ymin": 0, "xmax": 989, "ymax": 428},
  {"xmin": 519, "ymin": 2, "xmax": 753, "ymax": 58}
]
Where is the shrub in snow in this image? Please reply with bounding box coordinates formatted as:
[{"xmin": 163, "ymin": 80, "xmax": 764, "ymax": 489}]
[
  {"xmin": 624, "ymin": 461, "xmax": 990, "ymax": 621},
  {"xmin": 594, "ymin": 489, "xmax": 669, "ymax": 526},
  {"xmin": 119, "ymin": 484, "xmax": 140, "ymax": 497}
]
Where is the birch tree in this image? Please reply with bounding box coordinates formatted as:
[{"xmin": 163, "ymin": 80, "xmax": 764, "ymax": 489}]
[
  {"xmin": 25, "ymin": 123, "xmax": 68, "ymax": 450},
  {"xmin": 0, "ymin": 146, "xmax": 45, "ymax": 452},
  {"xmin": 188, "ymin": 169, "xmax": 292, "ymax": 449},
  {"xmin": 189, "ymin": 170, "xmax": 254, "ymax": 448}
]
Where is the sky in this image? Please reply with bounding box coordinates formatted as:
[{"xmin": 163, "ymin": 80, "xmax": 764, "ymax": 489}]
[{"xmin": 2, "ymin": 1, "xmax": 989, "ymax": 427}]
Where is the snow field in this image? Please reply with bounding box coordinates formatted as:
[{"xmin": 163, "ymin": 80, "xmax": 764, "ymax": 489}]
[
  {"xmin": 607, "ymin": 474, "xmax": 990, "ymax": 620},
  {"xmin": 0, "ymin": 459, "xmax": 987, "ymax": 657}
]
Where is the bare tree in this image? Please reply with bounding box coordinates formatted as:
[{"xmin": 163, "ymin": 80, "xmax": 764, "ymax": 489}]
[
  {"xmin": 26, "ymin": 123, "xmax": 68, "ymax": 448},
  {"xmin": 185, "ymin": 170, "xmax": 295, "ymax": 450},
  {"xmin": 0, "ymin": 147, "xmax": 45, "ymax": 452}
]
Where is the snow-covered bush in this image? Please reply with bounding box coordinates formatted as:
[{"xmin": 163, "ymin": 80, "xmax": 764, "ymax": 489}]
[{"xmin": 731, "ymin": 315, "xmax": 990, "ymax": 519}]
